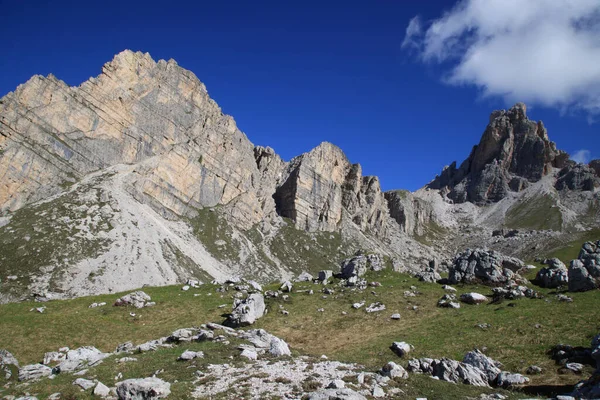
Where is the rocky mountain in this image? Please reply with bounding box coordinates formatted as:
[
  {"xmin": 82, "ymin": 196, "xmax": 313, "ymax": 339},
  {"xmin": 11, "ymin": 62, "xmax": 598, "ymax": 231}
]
[
  {"xmin": 0, "ymin": 50, "xmax": 598, "ymax": 303},
  {"xmin": 0, "ymin": 50, "xmax": 431, "ymax": 303}
]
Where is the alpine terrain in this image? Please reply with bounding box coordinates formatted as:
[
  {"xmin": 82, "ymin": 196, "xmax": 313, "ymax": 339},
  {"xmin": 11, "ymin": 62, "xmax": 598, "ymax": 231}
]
[{"xmin": 0, "ymin": 51, "xmax": 599, "ymax": 400}]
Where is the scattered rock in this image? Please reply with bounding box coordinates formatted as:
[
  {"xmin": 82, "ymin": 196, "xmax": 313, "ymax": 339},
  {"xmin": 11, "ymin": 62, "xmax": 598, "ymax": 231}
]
[
  {"xmin": 536, "ymin": 258, "xmax": 569, "ymax": 288},
  {"xmin": 73, "ymin": 377, "xmax": 96, "ymax": 390},
  {"xmin": 460, "ymin": 292, "xmax": 488, "ymax": 305},
  {"xmin": 448, "ymin": 249, "xmax": 526, "ymax": 285},
  {"xmin": 380, "ymin": 361, "xmax": 408, "ymax": 379},
  {"xmin": 463, "ymin": 350, "xmax": 502, "ymax": 383},
  {"xmin": 178, "ymin": 350, "xmax": 204, "ymax": 361},
  {"xmin": 318, "ymin": 270, "xmax": 333, "ymax": 282},
  {"xmin": 116, "ymin": 377, "xmax": 171, "ymax": 399},
  {"xmin": 18, "ymin": 364, "xmax": 52, "ymax": 381},
  {"xmin": 94, "ymin": 381, "xmax": 111, "ymax": 397},
  {"xmin": 113, "ymin": 291, "xmax": 153, "ymax": 308},
  {"xmin": 227, "ymin": 293, "xmax": 266, "ymax": 327},
  {"xmin": 526, "ymin": 365, "xmax": 542, "ymax": 375},
  {"xmin": 240, "ymin": 349, "xmax": 258, "ymax": 360},
  {"xmin": 365, "ymin": 302, "xmax": 385, "ymax": 313},
  {"xmin": 390, "ymin": 342, "xmax": 413, "ymax": 357},
  {"xmin": 296, "ymin": 272, "xmax": 314, "ymax": 282},
  {"xmin": 496, "ymin": 372, "xmax": 530, "ymax": 387},
  {"xmin": 437, "ymin": 294, "xmax": 460, "ymax": 309},
  {"xmin": 280, "ymin": 281, "xmax": 293, "ymax": 292},
  {"xmin": 326, "ymin": 379, "xmax": 345, "ymax": 389},
  {"xmin": 390, "ymin": 313, "xmax": 401, "ymax": 320}
]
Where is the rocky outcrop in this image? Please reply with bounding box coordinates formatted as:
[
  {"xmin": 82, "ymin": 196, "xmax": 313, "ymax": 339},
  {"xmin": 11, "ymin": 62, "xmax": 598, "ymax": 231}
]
[
  {"xmin": 428, "ymin": 103, "xmax": 569, "ymax": 204},
  {"xmin": 226, "ymin": 293, "xmax": 266, "ymax": 327},
  {"xmin": 568, "ymin": 240, "xmax": 600, "ymax": 292},
  {"xmin": 448, "ymin": 249, "xmax": 526, "ymax": 285},
  {"xmin": 555, "ymin": 161, "xmax": 600, "ymax": 191},
  {"xmin": 535, "ymin": 258, "xmax": 569, "ymax": 288},
  {"xmin": 384, "ymin": 190, "xmax": 434, "ymax": 235},
  {"xmin": 273, "ymin": 142, "xmax": 390, "ymax": 236}
]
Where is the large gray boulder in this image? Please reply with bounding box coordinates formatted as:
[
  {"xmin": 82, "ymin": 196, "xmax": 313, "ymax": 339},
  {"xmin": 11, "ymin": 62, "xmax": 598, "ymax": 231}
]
[
  {"xmin": 239, "ymin": 329, "xmax": 291, "ymax": 357},
  {"xmin": 448, "ymin": 249, "xmax": 525, "ymax": 285},
  {"xmin": 340, "ymin": 255, "xmax": 369, "ymax": 279},
  {"xmin": 18, "ymin": 364, "xmax": 52, "ymax": 381},
  {"xmin": 116, "ymin": 377, "xmax": 171, "ymax": 399},
  {"xmin": 496, "ymin": 372, "xmax": 530, "ymax": 387},
  {"xmin": 536, "ymin": 258, "xmax": 568, "ymax": 288},
  {"xmin": 568, "ymin": 241, "xmax": 600, "ymax": 292},
  {"xmin": 114, "ymin": 291, "xmax": 153, "ymax": 308},
  {"xmin": 431, "ymin": 358, "xmax": 489, "ymax": 387},
  {"xmin": 463, "ymin": 350, "xmax": 502, "ymax": 383},
  {"xmin": 226, "ymin": 293, "xmax": 266, "ymax": 327},
  {"xmin": 55, "ymin": 346, "xmax": 109, "ymax": 373}
]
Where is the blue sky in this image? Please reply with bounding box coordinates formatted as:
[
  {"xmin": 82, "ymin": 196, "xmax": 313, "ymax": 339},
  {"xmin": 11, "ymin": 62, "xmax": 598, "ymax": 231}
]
[{"xmin": 1, "ymin": 0, "xmax": 598, "ymax": 191}]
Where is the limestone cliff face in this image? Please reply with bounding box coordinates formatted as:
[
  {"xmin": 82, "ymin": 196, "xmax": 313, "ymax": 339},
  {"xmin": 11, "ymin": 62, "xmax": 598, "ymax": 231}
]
[
  {"xmin": 273, "ymin": 142, "xmax": 390, "ymax": 236},
  {"xmin": 0, "ymin": 50, "xmax": 272, "ymax": 230},
  {"xmin": 384, "ymin": 190, "xmax": 433, "ymax": 236},
  {"xmin": 428, "ymin": 103, "xmax": 570, "ymax": 204}
]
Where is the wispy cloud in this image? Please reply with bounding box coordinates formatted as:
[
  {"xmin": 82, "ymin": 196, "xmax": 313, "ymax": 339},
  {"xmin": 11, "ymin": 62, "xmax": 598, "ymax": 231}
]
[
  {"xmin": 571, "ymin": 149, "xmax": 592, "ymax": 164},
  {"xmin": 402, "ymin": 0, "xmax": 600, "ymax": 116}
]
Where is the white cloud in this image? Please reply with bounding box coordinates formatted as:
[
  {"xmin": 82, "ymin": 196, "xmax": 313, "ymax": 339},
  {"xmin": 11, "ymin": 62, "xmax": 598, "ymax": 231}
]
[
  {"xmin": 571, "ymin": 149, "xmax": 592, "ymax": 164},
  {"xmin": 403, "ymin": 0, "xmax": 600, "ymax": 115}
]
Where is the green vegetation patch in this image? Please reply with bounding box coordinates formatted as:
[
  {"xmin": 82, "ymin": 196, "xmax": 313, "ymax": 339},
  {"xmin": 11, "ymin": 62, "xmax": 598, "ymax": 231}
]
[{"xmin": 505, "ymin": 194, "xmax": 563, "ymax": 231}]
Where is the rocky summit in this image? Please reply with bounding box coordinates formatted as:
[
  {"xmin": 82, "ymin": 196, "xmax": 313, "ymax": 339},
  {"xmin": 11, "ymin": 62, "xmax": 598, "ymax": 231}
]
[{"xmin": 0, "ymin": 50, "xmax": 600, "ymax": 400}]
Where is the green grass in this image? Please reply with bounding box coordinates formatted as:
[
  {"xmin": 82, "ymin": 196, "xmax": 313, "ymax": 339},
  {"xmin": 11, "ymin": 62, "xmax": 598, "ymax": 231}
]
[
  {"xmin": 542, "ymin": 229, "xmax": 600, "ymax": 264},
  {"xmin": 505, "ymin": 194, "xmax": 563, "ymax": 231},
  {"xmin": 1, "ymin": 269, "xmax": 598, "ymax": 399}
]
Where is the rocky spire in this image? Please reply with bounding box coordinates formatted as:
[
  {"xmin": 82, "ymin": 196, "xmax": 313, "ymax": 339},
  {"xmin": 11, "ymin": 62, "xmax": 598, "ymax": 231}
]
[{"xmin": 428, "ymin": 103, "xmax": 570, "ymax": 203}]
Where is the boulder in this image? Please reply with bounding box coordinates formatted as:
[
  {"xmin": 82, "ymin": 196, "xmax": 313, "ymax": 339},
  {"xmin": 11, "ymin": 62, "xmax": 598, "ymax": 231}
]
[
  {"xmin": 536, "ymin": 258, "xmax": 568, "ymax": 288},
  {"xmin": 463, "ymin": 350, "xmax": 502, "ymax": 383},
  {"xmin": 280, "ymin": 281, "xmax": 293, "ymax": 292},
  {"xmin": 18, "ymin": 364, "xmax": 52, "ymax": 381},
  {"xmin": 365, "ymin": 302, "xmax": 386, "ymax": 313},
  {"xmin": 448, "ymin": 249, "xmax": 525, "ymax": 285},
  {"xmin": 177, "ymin": 350, "xmax": 204, "ymax": 361},
  {"xmin": 114, "ymin": 291, "xmax": 152, "ymax": 308},
  {"xmin": 568, "ymin": 241, "xmax": 600, "ymax": 292},
  {"xmin": 318, "ymin": 270, "xmax": 333, "ymax": 282},
  {"xmin": 415, "ymin": 268, "xmax": 441, "ymax": 283},
  {"xmin": 296, "ymin": 272, "xmax": 314, "ymax": 282},
  {"xmin": 116, "ymin": 377, "xmax": 171, "ymax": 399},
  {"xmin": 94, "ymin": 382, "xmax": 111, "ymax": 397},
  {"xmin": 496, "ymin": 372, "xmax": 530, "ymax": 387},
  {"xmin": 240, "ymin": 349, "xmax": 258, "ymax": 360},
  {"xmin": 380, "ymin": 361, "xmax": 408, "ymax": 379},
  {"xmin": 437, "ymin": 294, "xmax": 460, "ymax": 309},
  {"xmin": 460, "ymin": 293, "xmax": 488, "ymax": 305},
  {"xmin": 340, "ymin": 255, "xmax": 368, "ymax": 279},
  {"xmin": 226, "ymin": 293, "xmax": 266, "ymax": 327},
  {"xmin": 390, "ymin": 342, "xmax": 413, "ymax": 357},
  {"xmin": 73, "ymin": 377, "xmax": 96, "ymax": 390},
  {"xmin": 431, "ymin": 358, "xmax": 489, "ymax": 387},
  {"xmin": 240, "ymin": 329, "xmax": 291, "ymax": 357}
]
